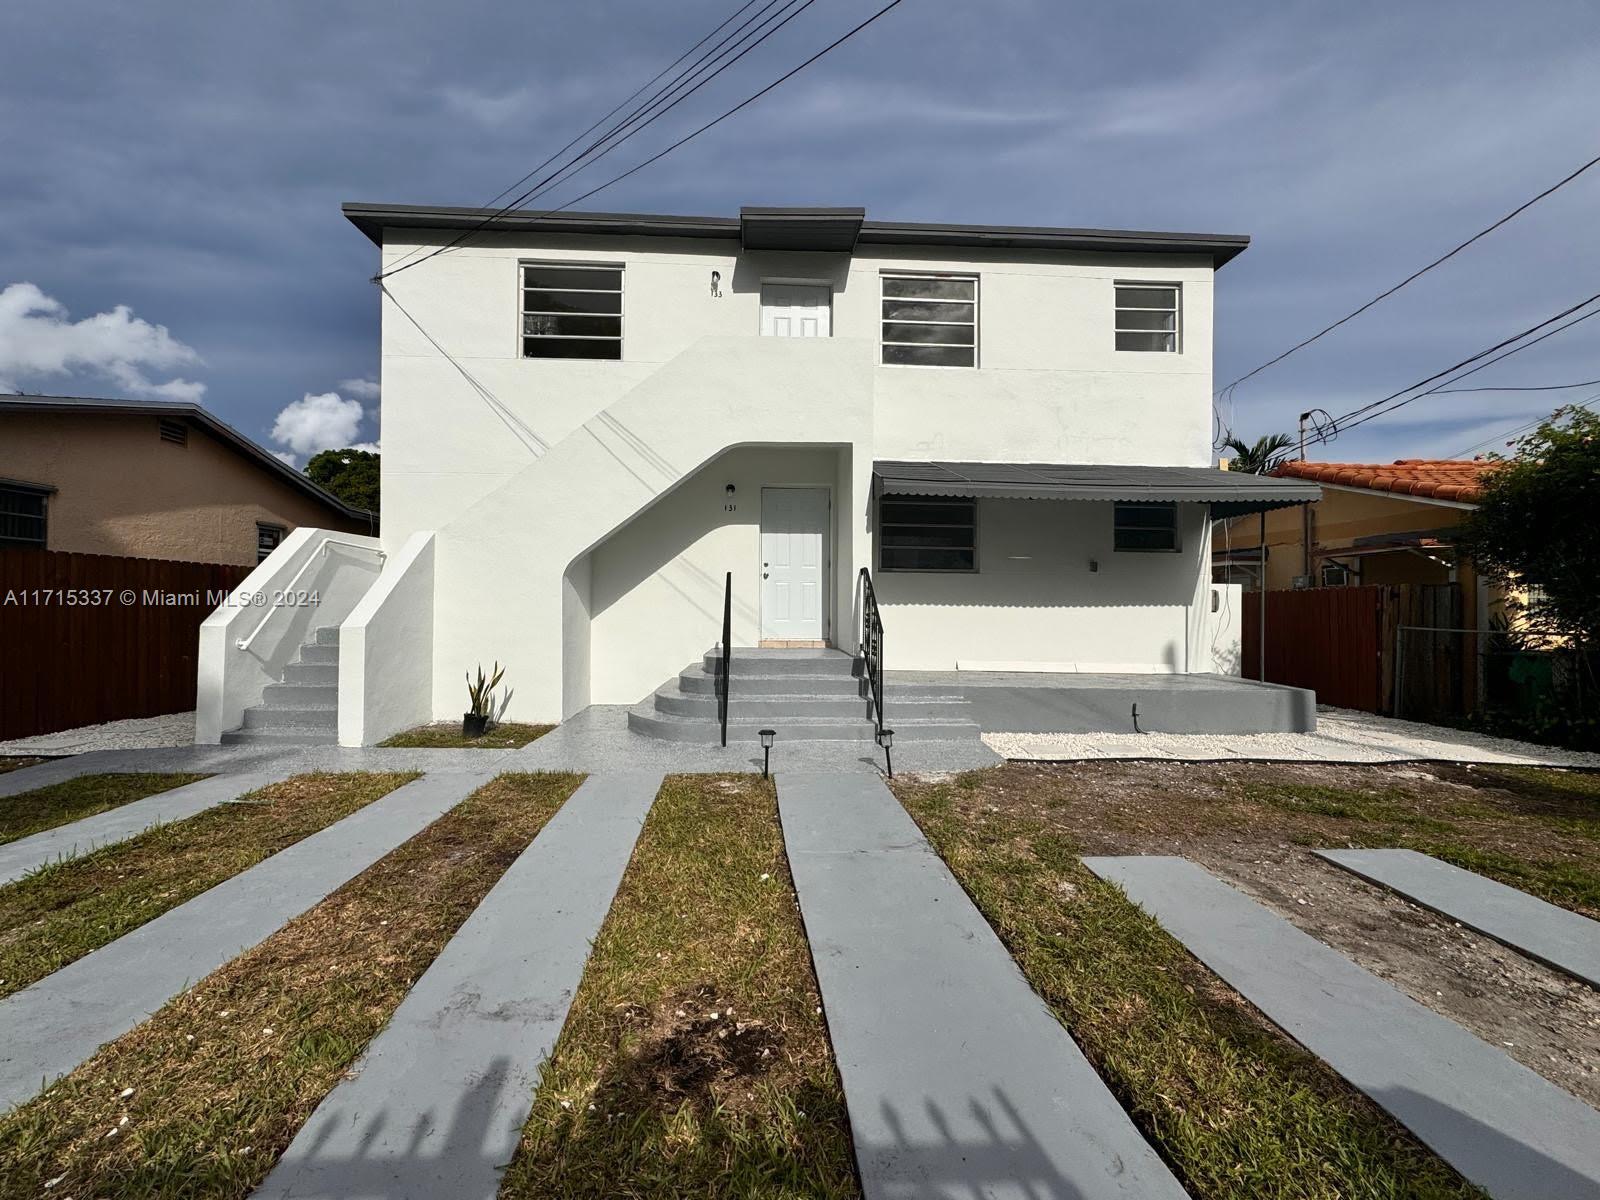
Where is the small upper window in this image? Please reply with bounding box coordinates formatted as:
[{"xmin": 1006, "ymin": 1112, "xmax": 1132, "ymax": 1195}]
[
  {"xmin": 1115, "ymin": 284, "xmax": 1179, "ymax": 352},
  {"xmin": 1113, "ymin": 503, "xmax": 1178, "ymax": 552},
  {"xmin": 881, "ymin": 273, "xmax": 977, "ymax": 367},
  {"xmin": 879, "ymin": 494, "xmax": 977, "ymax": 571},
  {"xmin": 256, "ymin": 522, "xmax": 286, "ymax": 563},
  {"xmin": 521, "ymin": 262, "xmax": 623, "ymax": 360},
  {"xmin": 0, "ymin": 483, "xmax": 49, "ymax": 549}
]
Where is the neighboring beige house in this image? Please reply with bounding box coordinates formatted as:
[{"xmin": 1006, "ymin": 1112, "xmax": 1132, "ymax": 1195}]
[{"xmin": 0, "ymin": 395, "xmax": 374, "ymax": 567}]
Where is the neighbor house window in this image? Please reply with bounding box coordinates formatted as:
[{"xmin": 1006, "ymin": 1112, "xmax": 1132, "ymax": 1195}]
[
  {"xmin": 880, "ymin": 273, "xmax": 977, "ymax": 367},
  {"xmin": 521, "ymin": 262, "xmax": 623, "ymax": 360},
  {"xmin": 256, "ymin": 522, "xmax": 286, "ymax": 563},
  {"xmin": 1113, "ymin": 503, "xmax": 1178, "ymax": 551},
  {"xmin": 878, "ymin": 494, "xmax": 977, "ymax": 571},
  {"xmin": 0, "ymin": 483, "xmax": 49, "ymax": 548},
  {"xmin": 1114, "ymin": 283, "xmax": 1180, "ymax": 352}
]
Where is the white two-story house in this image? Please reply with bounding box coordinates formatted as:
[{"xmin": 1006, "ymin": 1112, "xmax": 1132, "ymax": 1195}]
[{"xmin": 196, "ymin": 204, "xmax": 1317, "ymax": 746}]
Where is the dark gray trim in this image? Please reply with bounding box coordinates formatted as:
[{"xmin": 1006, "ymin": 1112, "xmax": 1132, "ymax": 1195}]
[
  {"xmin": 874, "ymin": 460, "xmax": 1320, "ymax": 516},
  {"xmin": 0, "ymin": 395, "xmax": 373, "ymax": 525},
  {"xmin": 740, "ymin": 206, "xmax": 864, "ymax": 252},
  {"xmin": 0, "ymin": 477, "xmax": 57, "ymax": 496},
  {"xmin": 343, "ymin": 202, "xmax": 1250, "ymax": 267}
]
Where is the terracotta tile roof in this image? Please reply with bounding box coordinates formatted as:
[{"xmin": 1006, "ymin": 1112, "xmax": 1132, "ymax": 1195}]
[{"xmin": 1271, "ymin": 458, "xmax": 1497, "ymax": 503}]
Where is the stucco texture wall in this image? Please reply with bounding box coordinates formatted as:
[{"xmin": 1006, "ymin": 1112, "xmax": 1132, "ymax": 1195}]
[{"xmin": 0, "ymin": 411, "xmax": 368, "ymax": 566}]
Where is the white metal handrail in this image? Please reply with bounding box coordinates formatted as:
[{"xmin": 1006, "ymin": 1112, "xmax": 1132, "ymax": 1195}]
[{"xmin": 234, "ymin": 539, "xmax": 385, "ymax": 652}]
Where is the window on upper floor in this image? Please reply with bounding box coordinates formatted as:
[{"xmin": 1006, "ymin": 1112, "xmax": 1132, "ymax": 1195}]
[
  {"xmin": 1114, "ymin": 283, "xmax": 1180, "ymax": 352},
  {"xmin": 0, "ymin": 483, "xmax": 49, "ymax": 549},
  {"xmin": 878, "ymin": 493, "xmax": 978, "ymax": 571},
  {"xmin": 881, "ymin": 273, "xmax": 978, "ymax": 368},
  {"xmin": 1113, "ymin": 503, "xmax": 1179, "ymax": 552},
  {"xmin": 521, "ymin": 262, "xmax": 623, "ymax": 360}
]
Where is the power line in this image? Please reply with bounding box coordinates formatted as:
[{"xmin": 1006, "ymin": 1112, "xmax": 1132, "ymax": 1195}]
[
  {"xmin": 1429, "ymin": 378, "xmax": 1600, "ymax": 394},
  {"xmin": 1215, "ymin": 149, "xmax": 1600, "ymax": 402},
  {"xmin": 377, "ymin": 0, "xmax": 907, "ymax": 284},
  {"xmin": 1448, "ymin": 391, "xmax": 1600, "ymax": 457},
  {"xmin": 381, "ymin": 0, "xmax": 798, "ymax": 277},
  {"xmin": 1304, "ymin": 292, "xmax": 1600, "ymax": 446}
]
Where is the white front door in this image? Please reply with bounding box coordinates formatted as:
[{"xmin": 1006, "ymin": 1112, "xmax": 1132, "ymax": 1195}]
[
  {"xmin": 760, "ymin": 487, "xmax": 829, "ymax": 642},
  {"xmin": 760, "ymin": 283, "xmax": 831, "ymax": 337}
]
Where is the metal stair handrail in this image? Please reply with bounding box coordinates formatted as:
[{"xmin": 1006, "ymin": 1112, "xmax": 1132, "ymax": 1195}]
[
  {"xmin": 859, "ymin": 566, "xmax": 884, "ymax": 737},
  {"xmin": 235, "ymin": 539, "xmax": 385, "ymax": 652},
  {"xmin": 718, "ymin": 571, "xmax": 732, "ymax": 747}
]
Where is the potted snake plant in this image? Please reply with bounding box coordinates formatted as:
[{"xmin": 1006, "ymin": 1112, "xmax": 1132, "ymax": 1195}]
[{"xmin": 463, "ymin": 661, "xmax": 505, "ymax": 738}]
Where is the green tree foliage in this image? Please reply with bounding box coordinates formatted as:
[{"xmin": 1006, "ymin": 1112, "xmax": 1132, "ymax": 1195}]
[
  {"xmin": 1460, "ymin": 405, "xmax": 1600, "ymax": 646},
  {"xmin": 306, "ymin": 448, "xmax": 380, "ymax": 515},
  {"xmin": 1221, "ymin": 432, "xmax": 1295, "ymax": 474}
]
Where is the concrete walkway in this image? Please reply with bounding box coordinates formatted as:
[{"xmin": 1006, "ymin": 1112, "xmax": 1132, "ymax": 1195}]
[
  {"xmin": 0, "ymin": 769, "xmax": 292, "ymax": 887},
  {"xmin": 255, "ymin": 771, "xmax": 662, "ymax": 1200},
  {"xmin": 1317, "ymin": 848, "xmax": 1600, "ymax": 989},
  {"xmin": 778, "ymin": 774, "xmax": 1186, "ymax": 1200},
  {"xmin": 0, "ymin": 771, "xmax": 491, "ymax": 1113},
  {"xmin": 1086, "ymin": 855, "xmax": 1600, "ymax": 1200}
]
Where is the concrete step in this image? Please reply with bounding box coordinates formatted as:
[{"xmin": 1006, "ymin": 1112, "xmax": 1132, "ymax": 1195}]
[
  {"xmin": 297, "ymin": 643, "xmax": 340, "ymax": 666},
  {"xmin": 313, "ymin": 626, "xmax": 341, "ymax": 645},
  {"xmin": 242, "ymin": 703, "xmax": 338, "ymax": 731},
  {"xmin": 627, "ymin": 706, "xmax": 979, "ymax": 743},
  {"xmin": 653, "ymin": 689, "xmax": 972, "ymax": 722},
  {"xmin": 677, "ymin": 670, "xmax": 865, "ymax": 697},
  {"xmin": 702, "ymin": 649, "xmax": 858, "ymax": 678},
  {"xmin": 282, "ymin": 661, "xmax": 338, "ymax": 686},
  {"xmin": 263, "ymin": 682, "xmax": 338, "ymax": 707},
  {"xmin": 221, "ymin": 726, "xmax": 339, "ymax": 746}
]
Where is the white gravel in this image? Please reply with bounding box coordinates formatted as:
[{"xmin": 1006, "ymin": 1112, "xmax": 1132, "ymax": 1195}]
[
  {"xmin": 0, "ymin": 711, "xmax": 196, "ymax": 755},
  {"xmin": 984, "ymin": 707, "xmax": 1600, "ymax": 768}
]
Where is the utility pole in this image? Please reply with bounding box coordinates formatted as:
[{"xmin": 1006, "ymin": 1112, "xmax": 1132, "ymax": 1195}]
[{"xmin": 1298, "ymin": 411, "xmax": 1313, "ymax": 584}]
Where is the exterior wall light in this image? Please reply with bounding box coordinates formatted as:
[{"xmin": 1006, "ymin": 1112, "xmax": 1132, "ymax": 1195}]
[
  {"xmin": 759, "ymin": 728, "xmax": 776, "ymax": 779},
  {"xmin": 876, "ymin": 727, "xmax": 895, "ymax": 778}
]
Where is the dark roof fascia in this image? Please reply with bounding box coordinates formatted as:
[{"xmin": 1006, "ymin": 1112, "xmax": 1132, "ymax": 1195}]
[
  {"xmin": 343, "ymin": 203, "xmax": 1249, "ymax": 266},
  {"xmin": 0, "ymin": 395, "xmax": 372, "ymax": 523},
  {"xmin": 0, "ymin": 476, "xmax": 57, "ymax": 495}
]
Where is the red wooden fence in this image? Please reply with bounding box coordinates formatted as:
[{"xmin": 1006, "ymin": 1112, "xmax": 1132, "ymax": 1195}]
[
  {"xmin": 1241, "ymin": 585, "xmax": 1390, "ymax": 713},
  {"xmin": 0, "ymin": 548, "xmax": 249, "ymax": 740}
]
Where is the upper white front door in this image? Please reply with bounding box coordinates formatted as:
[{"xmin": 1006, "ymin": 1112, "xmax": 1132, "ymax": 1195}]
[
  {"xmin": 760, "ymin": 283, "xmax": 831, "ymax": 338},
  {"xmin": 760, "ymin": 487, "xmax": 829, "ymax": 642}
]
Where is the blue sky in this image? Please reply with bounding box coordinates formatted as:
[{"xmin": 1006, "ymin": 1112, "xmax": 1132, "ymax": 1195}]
[{"xmin": 2, "ymin": 0, "xmax": 1597, "ymax": 465}]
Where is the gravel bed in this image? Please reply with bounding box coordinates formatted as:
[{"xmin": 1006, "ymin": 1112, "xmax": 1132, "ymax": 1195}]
[{"xmin": 0, "ymin": 712, "xmax": 197, "ymax": 755}]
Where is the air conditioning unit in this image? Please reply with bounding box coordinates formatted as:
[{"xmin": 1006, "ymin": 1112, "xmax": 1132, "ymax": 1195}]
[{"xmin": 1291, "ymin": 574, "xmax": 1314, "ymax": 590}]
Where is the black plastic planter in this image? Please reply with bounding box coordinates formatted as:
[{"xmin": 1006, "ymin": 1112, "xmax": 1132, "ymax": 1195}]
[{"xmin": 462, "ymin": 712, "xmax": 489, "ymax": 738}]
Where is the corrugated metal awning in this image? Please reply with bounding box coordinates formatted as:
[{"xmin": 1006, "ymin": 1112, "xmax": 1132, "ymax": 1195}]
[{"xmin": 873, "ymin": 460, "xmax": 1321, "ymax": 518}]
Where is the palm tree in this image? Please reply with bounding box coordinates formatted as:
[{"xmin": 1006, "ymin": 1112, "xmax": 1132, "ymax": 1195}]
[{"xmin": 1222, "ymin": 432, "xmax": 1295, "ymax": 474}]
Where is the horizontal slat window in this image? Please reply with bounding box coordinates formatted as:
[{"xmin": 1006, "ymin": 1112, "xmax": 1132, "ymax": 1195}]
[
  {"xmin": 1115, "ymin": 283, "xmax": 1179, "ymax": 352},
  {"xmin": 0, "ymin": 486, "xmax": 48, "ymax": 548},
  {"xmin": 1113, "ymin": 502, "xmax": 1179, "ymax": 552},
  {"xmin": 522, "ymin": 262, "xmax": 623, "ymax": 360},
  {"xmin": 879, "ymin": 494, "xmax": 977, "ymax": 572},
  {"xmin": 881, "ymin": 274, "xmax": 977, "ymax": 367}
]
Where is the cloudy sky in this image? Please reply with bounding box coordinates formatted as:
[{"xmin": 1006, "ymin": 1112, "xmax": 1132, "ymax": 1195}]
[{"xmin": 2, "ymin": 0, "xmax": 1596, "ymax": 466}]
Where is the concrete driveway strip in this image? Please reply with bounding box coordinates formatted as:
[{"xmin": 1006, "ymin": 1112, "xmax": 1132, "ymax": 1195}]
[
  {"xmin": 0, "ymin": 752, "xmax": 123, "ymax": 799},
  {"xmin": 0, "ymin": 770, "xmax": 295, "ymax": 887},
  {"xmin": 1315, "ymin": 848, "xmax": 1600, "ymax": 989},
  {"xmin": 1085, "ymin": 855, "xmax": 1600, "ymax": 1200},
  {"xmin": 253, "ymin": 771, "xmax": 661, "ymax": 1200},
  {"xmin": 0, "ymin": 771, "xmax": 492, "ymax": 1114},
  {"xmin": 778, "ymin": 773, "xmax": 1187, "ymax": 1200}
]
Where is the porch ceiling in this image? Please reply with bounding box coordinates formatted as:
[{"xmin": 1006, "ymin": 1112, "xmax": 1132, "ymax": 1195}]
[{"xmin": 873, "ymin": 460, "xmax": 1321, "ymax": 517}]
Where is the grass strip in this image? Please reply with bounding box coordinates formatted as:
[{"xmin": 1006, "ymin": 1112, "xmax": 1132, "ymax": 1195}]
[
  {"xmin": 0, "ymin": 771, "xmax": 583, "ymax": 1200},
  {"xmin": 499, "ymin": 774, "xmax": 859, "ymax": 1200},
  {"xmin": 0, "ymin": 773, "xmax": 208, "ymax": 845},
  {"xmin": 379, "ymin": 722, "xmax": 554, "ymax": 748},
  {"xmin": 0, "ymin": 772, "xmax": 415, "ymax": 999},
  {"xmin": 0, "ymin": 757, "xmax": 46, "ymax": 777},
  {"xmin": 895, "ymin": 773, "xmax": 1481, "ymax": 1200}
]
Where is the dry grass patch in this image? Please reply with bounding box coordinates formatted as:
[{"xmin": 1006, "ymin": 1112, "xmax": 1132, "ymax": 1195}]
[
  {"xmin": 0, "ymin": 757, "xmax": 46, "ymax": 777},
  {"xmin": 894, "ymin": 769, "xmax": 1480, "ymax": 1200},
  {"xmin": 379, "ymin": 722, "xmax": 554, "ymax": 748},
  {"xmin": 0, "ymin": 771, "xmax": 583, "ymax": 1200},
  {"xmin": 0, "ymin": 772, "xmax": 208, "ymax": 845},
  {"xmin": 0, "ymin": 772, "xmax": 415, "ymax": 999},
  {"xmin": 499, "ymin": 774, "xmax": 859, "ymax": 1200}
]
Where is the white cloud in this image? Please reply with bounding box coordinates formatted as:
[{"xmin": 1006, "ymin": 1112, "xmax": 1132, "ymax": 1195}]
[
  {"xmin": 271, "ymin": 449, "xmax": 301, "ymax": 468},
  {"xmin": 0, "ymin": 281, "xmax": 205, "ymax": 401},
  {"xmin": 270, "ymin": 390, "xmax": 364, "ymax": 457},
  {"xmin": 348, "ymin": 441, "xmax": 380, "ymax": 454},
  {"xmin": 338, "ymin": 377, "xmax": 380, "ymax": 400}
]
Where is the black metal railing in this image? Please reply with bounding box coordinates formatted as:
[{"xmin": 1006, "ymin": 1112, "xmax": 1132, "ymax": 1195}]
[
  {"xmin": 718, "ymin": 571, "xmax": 732, "ymax": 747},
  {"xmin": 859, "ymin": 566, "xmax": 884, "ymax": 737}
]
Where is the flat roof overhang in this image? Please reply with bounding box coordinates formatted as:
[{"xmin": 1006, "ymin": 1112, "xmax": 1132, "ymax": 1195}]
[
  {"xmin": 874, "ymin": 460, "xmax": 1322, "ymax": 518},
  {"xmin": 740, "ymin": 206, "xmax": 864, "ymax": 252}
]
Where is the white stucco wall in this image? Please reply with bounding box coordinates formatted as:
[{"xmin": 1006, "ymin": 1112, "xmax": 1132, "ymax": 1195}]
[{"xmin": 337, "ymin": 531, "xmax": 434, "ymax": 746}]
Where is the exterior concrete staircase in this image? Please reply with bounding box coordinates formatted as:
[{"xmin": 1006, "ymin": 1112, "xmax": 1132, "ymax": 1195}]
[
  {"xmin": 628, "ymin": 647, "xmax": 981, "ymax": 742},
  {"xmin": 221, "ymin": 626, "xmax": 340, "ymax": 746}
]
